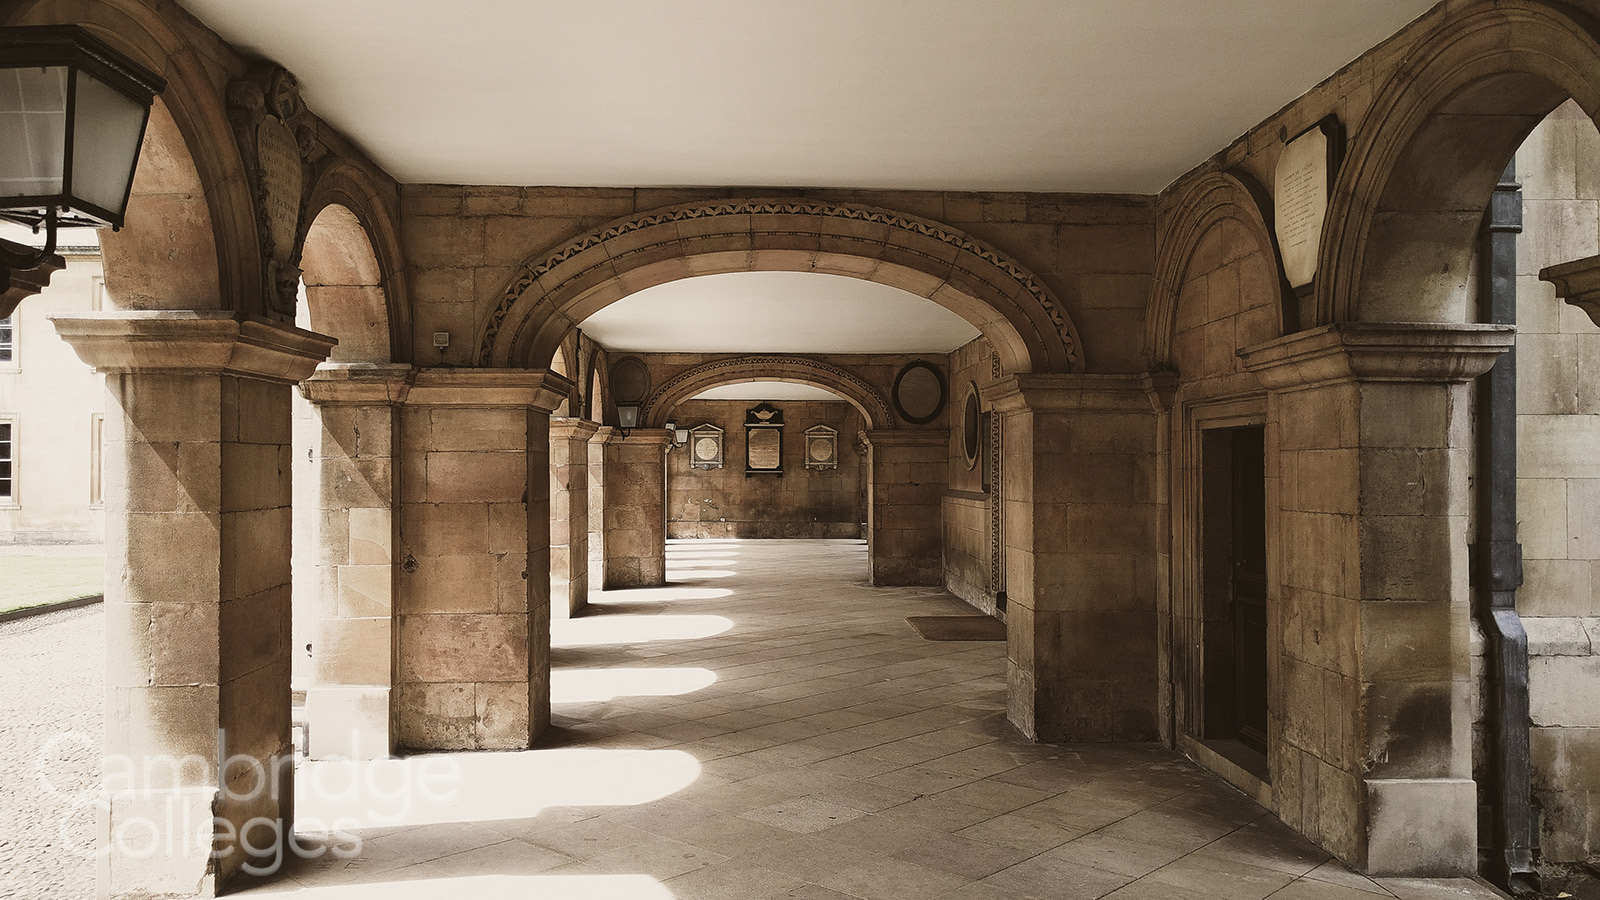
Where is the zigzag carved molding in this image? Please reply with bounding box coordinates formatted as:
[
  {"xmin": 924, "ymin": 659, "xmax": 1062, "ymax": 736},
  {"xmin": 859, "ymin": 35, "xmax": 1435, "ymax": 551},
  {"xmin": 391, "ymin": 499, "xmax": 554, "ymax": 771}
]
[{"xmin": 477, "ymin": 199, "xmax": 1078, "ymax": 368}]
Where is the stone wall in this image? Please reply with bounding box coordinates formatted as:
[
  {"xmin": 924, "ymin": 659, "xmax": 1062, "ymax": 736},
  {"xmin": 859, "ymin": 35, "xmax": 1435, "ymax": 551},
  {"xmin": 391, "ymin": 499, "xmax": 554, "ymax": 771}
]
[
  {"xmin": 1512, "ymin": 102, "xmax": 1600, "ymax": 863},
  {"xmin": 666, "ymin": 399, "xmax": 864, "ymax": 539},
  {"xmin": 943, "ymin": 338, "xmax": 998, "ymax": 613}
]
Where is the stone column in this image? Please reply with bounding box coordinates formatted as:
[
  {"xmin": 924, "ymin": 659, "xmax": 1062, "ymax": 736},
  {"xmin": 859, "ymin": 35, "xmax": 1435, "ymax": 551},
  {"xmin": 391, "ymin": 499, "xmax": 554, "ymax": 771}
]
[
  {"xmin": 395, "ymin": 369, "xmax": 570, "ymax": 751},
  {"xmin": 588, "ymin": 426, "xmax": 614, "ymax": 591},
  {"xmin": 603, "ymin": 429, "xmax": 670, "ymax": 588},
  {"xmin": 53, "ymin": 312, "xmax": 333, "ymax": 898},
  {"xmin": 1238, "ymin": 323, "xmax": 1512, "ymax": 876},
  {"xmin": 550, "ymin": 418, "xmax": 598, "ymax": 617},
  {"xmin": 298, "ymin": 363, "xmax": 413, "ymax": 760},
  {"xmin": 983, "ymin": 374, "xmax": 1161, "ymax": 743},
  {"xmin": 861, "ymin": 430, "xmax": 946, "ymax": 585}
]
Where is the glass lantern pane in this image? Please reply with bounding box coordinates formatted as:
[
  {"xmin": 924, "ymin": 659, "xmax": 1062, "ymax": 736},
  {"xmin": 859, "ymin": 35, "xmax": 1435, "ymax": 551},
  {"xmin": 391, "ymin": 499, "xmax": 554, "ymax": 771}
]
[
  {"xmin": 71, "ymin": 70, "xmax": 148, "ymax": 219},
  {"xmin": 0, "ymin": 66, "xmax": 68, "ymax": 201}
]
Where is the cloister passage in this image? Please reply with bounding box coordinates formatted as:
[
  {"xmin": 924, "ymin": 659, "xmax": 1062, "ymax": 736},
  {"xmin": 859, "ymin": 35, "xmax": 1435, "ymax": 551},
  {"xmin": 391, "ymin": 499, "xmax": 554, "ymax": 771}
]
[{"xmin": 206, "ymin": 540, "xmax": 1486, "ymax": 900}]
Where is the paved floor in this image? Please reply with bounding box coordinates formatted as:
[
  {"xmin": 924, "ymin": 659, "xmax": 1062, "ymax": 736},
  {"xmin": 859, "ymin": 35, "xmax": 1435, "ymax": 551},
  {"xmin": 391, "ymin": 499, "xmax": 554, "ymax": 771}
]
[
  {"xmin": 231, "ymin": 539, "xmax": 1506, "ymax": 900},
  {"xmin": 0, "ymin": 602, "xmax": 102, "ymax": 899}
]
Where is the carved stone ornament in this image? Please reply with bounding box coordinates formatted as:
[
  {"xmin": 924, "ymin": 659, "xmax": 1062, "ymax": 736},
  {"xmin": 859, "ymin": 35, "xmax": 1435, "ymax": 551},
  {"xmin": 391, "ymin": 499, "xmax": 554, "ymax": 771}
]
[
  {"xmin": 804, "ymin": 425, "xmax": 839, "ymax": 471},
  {"xmin": 228, "ymin": 66, "xmax": 318, "ymax": 319}
]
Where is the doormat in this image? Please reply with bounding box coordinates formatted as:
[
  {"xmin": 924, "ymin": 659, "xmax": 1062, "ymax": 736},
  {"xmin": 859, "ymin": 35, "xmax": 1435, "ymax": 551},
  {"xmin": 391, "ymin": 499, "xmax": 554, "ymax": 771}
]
[{"xmin": 906, "ymin": 615, "xmax": 1006, "ymax": 641}]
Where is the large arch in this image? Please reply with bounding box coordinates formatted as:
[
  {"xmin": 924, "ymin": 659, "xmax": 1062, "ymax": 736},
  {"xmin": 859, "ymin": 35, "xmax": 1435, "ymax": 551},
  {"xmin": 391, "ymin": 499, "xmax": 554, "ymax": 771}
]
[
  {"xmin": 1148, "ymin": 170, "xmax": 1293, "ymax": 367},
  {"xmin": 1318, "ymin": 0, "xmax": 1600, "ymax": 325},
  {"xmin": 477, "ymin": 199, "xmax": 1082, "ymax": 375},
  {"xmin": 640, "ymin": 356, "xmax": 896, "ymax": 430}
]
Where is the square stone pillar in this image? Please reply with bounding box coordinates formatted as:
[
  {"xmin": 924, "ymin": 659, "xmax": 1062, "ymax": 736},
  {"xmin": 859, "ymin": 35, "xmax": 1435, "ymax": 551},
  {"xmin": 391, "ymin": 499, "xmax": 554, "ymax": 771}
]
[
  {"xmin": 550, "ymin": 418, "xmax": 598, "ymax": 618},
  {"xmin": 396, "ymin": 369, "xmax": 571, "ymax": 751},
  {"xmin": 588, "ymin": 426, "xmax": 614, "ymax": 591},
  {"xmin": 983, "ymin": 374, "xmax": 1162, "ymax": 743},
  {"xmin": 53, "ymin": 312, "xmax": 333, "ymax": 898},
  {"xmin": 861, "ymin": 430, "xmax": 946, "ymax": 586},
  {"xmin": 1239, "ymin": 322, "xmax": 1512, "ymax": 876},
  {"xmin": 603, "ymin": 429, "xmax": 671, "ymax": 588},
  {"xmin": 298, "ymin": 363, "xmax": 414, "ymax": 760}
]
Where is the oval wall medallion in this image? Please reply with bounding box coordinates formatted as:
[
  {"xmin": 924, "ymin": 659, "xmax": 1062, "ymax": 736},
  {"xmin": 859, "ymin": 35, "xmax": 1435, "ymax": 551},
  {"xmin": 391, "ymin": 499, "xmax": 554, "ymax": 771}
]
[{"xmin": 893, "ymin": 360, "xmax": 946, "ymax": 425}]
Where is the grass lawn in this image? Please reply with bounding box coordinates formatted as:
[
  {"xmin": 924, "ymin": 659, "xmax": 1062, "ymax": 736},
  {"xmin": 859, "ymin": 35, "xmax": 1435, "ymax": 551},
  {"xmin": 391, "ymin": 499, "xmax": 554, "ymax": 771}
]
[{"xmin": 0, "ymin": 556, "xmax": 105, "ymax": 615}]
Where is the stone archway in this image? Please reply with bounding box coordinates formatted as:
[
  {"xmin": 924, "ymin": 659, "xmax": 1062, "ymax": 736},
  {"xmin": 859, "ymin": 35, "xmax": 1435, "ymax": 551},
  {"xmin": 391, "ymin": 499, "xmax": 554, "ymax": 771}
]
[
  {"xmin": 1148, "ymin": 170, "xmax": 1292, "ymax": 368},
  {"xmin": 1318, "ymin": 0, "xmax": 1600, "ymax": 326},
  {"xmin": 476, "ymin": 198, "xmax": 1083, "ymax": 376},
  {"xmin": 640, "ymin": 355, "xmax": 896, "ymax": 430}
]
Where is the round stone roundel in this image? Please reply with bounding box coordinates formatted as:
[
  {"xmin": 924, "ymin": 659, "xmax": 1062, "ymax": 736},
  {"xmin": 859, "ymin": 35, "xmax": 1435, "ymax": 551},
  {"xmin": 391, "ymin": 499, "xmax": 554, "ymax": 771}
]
[
  {"xmin": 694, "ymin": 436, "xmax": 719, "ymax": 461},
  {"xmin": 808, "ymin": 437, "xmax": 831, "ymax": 462}
]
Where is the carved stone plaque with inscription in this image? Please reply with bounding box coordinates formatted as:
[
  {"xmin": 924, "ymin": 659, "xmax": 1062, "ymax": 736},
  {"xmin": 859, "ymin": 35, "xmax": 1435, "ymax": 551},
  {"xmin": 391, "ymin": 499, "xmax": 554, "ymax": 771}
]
[
  {"xmin": 1274, "ymin": 125, "xmax": 1329, "ymax": 289},
  {"xmin": 256, "ymin": 116, "xmax": 303, "ymax": 264}
]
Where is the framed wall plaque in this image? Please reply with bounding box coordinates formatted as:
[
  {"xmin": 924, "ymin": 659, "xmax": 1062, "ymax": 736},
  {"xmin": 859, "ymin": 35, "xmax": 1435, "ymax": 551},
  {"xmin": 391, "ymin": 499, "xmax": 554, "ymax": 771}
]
[
  {"xmin": 745, "ymin": 402, "xmax": 784, "ymax": 476},
  {"xmin": 688, "ymin": 423, "xmax": 724, "ymax": 470},
  {"xmin": 804, "ymin": 424, "xmax": 839, "ymax": 470}
]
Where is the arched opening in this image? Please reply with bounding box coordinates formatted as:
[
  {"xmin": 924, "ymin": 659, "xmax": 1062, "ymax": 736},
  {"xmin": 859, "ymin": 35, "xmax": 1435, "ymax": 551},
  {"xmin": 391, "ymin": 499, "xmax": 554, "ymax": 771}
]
[{"xmin": 290, "ymin": 200, "xmax": 400, "ymax": 763}]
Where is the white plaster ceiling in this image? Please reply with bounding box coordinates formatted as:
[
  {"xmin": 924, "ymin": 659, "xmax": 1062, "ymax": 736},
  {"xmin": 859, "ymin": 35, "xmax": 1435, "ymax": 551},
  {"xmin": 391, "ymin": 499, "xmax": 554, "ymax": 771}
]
[
  {"xmin": 177, "ymin": 0, "xmax": 1437, "ymax": 194},
  {"xmin": 689, "ymin": 384, "xmax": 847, "ymax": 402},
  {"xmin": 579, "ymin": 272, "xmax": 979, "ymax": 354}
]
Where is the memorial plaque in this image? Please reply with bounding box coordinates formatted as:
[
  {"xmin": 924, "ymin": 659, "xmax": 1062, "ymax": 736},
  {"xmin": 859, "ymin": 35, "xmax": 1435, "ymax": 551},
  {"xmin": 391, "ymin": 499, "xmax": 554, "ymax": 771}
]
[
  {"xmin": 1274, "ymin": 124, "xmax": 1330, "ymax": 290},
  {"xmin": 748, "ymin": 429, "xmax": 781, "ymax": 470},
  {"xmin": 256, "ymin": 116, "xmax": 303, "ymax": 263},
  {"xmin": 804, "ymin": 424, "xmax": 838, "ymax": 470},
  {"xmin": 688, "ymin": 423, "xmax": 723, "ymax": 470},
  {"xmin": 745, "ymin": 402, "xmax": 784, "ymax": 475}
]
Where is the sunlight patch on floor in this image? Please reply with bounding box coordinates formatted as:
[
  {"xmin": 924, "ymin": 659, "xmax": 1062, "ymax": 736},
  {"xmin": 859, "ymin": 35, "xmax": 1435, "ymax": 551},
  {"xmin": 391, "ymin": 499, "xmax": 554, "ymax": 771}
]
[
  {"xmin": 551, "ymin": 614, "xmax": 733, "ymax": 646},
  {"xmin": 295, "ymin": 749, "xmax": 702, "ymax": 829},
  {"xmin": 551, "ymin": 667, "xmax": 717, "ymax": 703}
]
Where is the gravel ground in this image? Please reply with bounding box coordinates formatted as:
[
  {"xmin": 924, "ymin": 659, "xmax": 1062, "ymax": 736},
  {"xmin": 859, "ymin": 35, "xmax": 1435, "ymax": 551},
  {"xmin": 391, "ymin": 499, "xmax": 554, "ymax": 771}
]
[{"xmin": 0, "ymin": 604, "xmax": 103, "ymax": 899}]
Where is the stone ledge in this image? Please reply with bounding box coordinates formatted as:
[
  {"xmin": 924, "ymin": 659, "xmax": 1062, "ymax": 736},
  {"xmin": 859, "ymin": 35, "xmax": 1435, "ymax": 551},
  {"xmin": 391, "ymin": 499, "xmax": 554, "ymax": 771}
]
[
  {"xmin": 982, "ymin": 373, "xmax": 1154, "ymax": 414},
  {"xmin": 405, "ymin": 367, "xmax": 573, "ymax": 410},
  {"xmin": 1237, "ymin": 323, "xmax": 1513, "ymax": 390},
  {"xmin": 51, "ymin": 311, "xmax": 336, "ymax": 383},
  {"xmin": 300, "ymin": 362, "xmax": 415, "ymax": 405},
  {"xmin": 550, "ymin": 418, "xmax": 601, "ymax": 440},
  {"xmin": 1540, "ymin": 254, "xmax": 1600, "ymax": 328},
  {"xmin": 861, "ymin": 429, "xmax": 947, "ymax": 447}
]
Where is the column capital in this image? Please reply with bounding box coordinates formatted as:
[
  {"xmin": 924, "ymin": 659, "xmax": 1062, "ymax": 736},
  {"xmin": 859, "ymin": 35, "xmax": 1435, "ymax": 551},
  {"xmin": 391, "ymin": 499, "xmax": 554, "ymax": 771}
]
[
  {"xmin": 551, "ymin": 418, "xmax": 601, "ymax": 441},
  {"xmin": 405, "ymin": 367, "xmax": 574, "ymax": 411},
  {"xmin": 300, "ymin": 362, "xmax": 415, "ymax": 405},
  {"xmin": 589, "ymin": 425, "xmax": 618, "ymax": 445},
  {"xmin": 981, "ymin": 373, "xmax": 1152, "ymax": 415},
  {"xmin": 1238, "ymin": 322, "xmax": 1513, "ymax": 390},
  {"xmin": 52, "ymin": 311, "xmax": 335, "ymax": 383}
]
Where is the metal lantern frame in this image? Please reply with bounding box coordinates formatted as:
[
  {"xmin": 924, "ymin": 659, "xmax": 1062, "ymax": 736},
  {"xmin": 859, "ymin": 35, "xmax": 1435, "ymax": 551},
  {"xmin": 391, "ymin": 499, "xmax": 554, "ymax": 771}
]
[{"xmin": 0, "ymin": 25, "xmax": 166, "ymax": 270}]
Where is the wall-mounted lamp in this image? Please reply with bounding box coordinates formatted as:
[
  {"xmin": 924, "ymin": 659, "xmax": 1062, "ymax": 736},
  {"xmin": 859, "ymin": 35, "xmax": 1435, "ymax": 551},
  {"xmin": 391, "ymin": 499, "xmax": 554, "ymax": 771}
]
[
  {"xmin": 664, "ymin": 419, "xmax": 689, "ymax": 450},
  {"xmin": 0, "ymin": 26, "xmax": 166, "ymax": 277},
  {"xmin": 616, "ymin": 401, "xmax": 641, "ymax": 436}
]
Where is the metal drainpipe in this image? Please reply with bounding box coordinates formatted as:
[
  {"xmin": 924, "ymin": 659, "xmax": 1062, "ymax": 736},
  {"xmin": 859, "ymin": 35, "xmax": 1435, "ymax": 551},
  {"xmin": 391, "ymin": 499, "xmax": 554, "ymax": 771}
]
[{"xmin": 1473, "ymin": 160, "xmax": 1539, "ymax": 895}]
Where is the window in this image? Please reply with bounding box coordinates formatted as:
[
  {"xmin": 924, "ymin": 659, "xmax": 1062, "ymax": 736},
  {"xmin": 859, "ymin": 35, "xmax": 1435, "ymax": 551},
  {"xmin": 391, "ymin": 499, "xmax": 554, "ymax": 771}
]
[
  {"xmin": 0, "ymin": 421, "xmax": 13, "ymax": 502},
  {"xmin": 89, "ymin": 414, "xmax": 104, "ymax": 507},
  {"xmin": 0, "ymin": 315, "xmax": 12, "ymax": 363}
]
